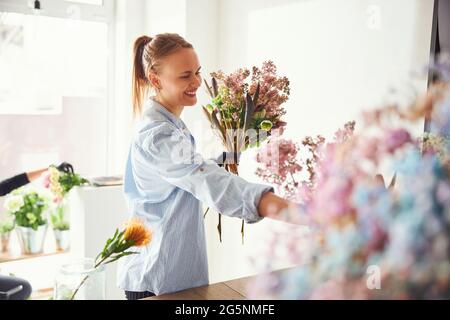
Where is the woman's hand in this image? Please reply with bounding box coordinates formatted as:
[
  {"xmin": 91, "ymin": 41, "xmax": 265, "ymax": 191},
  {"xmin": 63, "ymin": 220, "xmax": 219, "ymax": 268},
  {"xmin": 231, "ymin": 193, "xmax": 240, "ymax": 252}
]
[
  {"xmin": 257, "ymin": 192, "xmax": 303, "ymax": 224},
  {"xmin": 216, "ymin": 152, "xmax": 241, "ymax": 167},
  {"xmin": 56, "ymin": 162, "xmax": 74, "ymax": 174}
]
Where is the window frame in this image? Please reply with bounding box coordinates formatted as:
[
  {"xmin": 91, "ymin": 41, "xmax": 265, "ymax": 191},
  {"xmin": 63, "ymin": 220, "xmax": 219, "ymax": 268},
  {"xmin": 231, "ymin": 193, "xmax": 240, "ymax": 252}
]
[
  {"xmin": 0, "ymin": 0, "xmax": 114, "ymax": 23},
  {"xmin": 0, "ymin": 0, "xmax": 117, "ymax": 174}
]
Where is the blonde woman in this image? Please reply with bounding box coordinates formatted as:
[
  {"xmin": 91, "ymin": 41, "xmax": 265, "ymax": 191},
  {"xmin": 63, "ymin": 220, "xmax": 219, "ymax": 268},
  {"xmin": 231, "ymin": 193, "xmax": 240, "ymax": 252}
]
[{"xmin": 117, "ymin": 33, "xmax": 296, "ymax": 300}]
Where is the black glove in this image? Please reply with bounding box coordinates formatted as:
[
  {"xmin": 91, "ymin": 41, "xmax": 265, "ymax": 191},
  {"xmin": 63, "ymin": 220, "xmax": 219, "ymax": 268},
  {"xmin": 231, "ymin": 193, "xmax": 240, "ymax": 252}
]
[
  {"xmin": 217, "ymin": 152, "xmax": 241, "ymax": 167},
  {"xmin": 56, "ymin": 162, "xmax": 74, "ymax": 174}
]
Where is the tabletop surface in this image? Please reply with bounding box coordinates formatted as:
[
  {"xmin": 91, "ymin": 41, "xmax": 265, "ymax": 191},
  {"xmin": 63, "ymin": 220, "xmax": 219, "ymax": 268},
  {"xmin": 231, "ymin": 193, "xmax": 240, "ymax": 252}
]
[{"xmin": 143, "ymin": 268, "xmax": 293, "ymax": 300}]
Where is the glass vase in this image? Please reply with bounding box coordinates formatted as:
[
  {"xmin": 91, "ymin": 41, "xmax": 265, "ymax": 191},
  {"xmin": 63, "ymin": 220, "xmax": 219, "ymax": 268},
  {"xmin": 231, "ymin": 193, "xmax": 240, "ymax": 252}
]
[{"xmin": 54, "ymin": 258, "xmax": 106, "ymax": 300}]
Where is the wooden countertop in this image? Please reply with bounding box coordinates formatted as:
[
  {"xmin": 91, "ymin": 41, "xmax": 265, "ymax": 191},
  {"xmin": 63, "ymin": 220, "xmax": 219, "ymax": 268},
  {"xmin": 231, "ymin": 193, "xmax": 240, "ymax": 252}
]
[{"xmin": 143, "ymin": 268, "xmax": 293, "ymax": 300}]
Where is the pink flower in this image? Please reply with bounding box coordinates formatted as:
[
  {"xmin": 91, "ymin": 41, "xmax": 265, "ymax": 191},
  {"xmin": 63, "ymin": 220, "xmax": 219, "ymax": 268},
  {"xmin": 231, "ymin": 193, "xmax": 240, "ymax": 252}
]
[
  {"xmin": 42, "ymin": 171, "xmax": 51, "ymax": 189},
  {"xmin": 312, "ymin": 175, "xmax": 354, "ymax": 223},
  {"xmin": 383, "ymin": 129, "xmax": 412, "ymax": 153},
  {"xmin": 333, "ymin": 121, "xmax": 356, "ymax": 143},
  {"xmin": 359, "ymin": 137, "xmax": 379, "ymax": 160},
  {"xmin": 310, "ymin": 279, "xmax": 346, "ymax": 300},
  {"xmin": 437, "ymin": 181, "xmax": 450, "ymax": 205}
]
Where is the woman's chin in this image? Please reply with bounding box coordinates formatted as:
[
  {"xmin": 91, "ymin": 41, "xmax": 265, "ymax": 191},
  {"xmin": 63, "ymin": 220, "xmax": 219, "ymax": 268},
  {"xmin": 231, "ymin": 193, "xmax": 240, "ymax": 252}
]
[{"xmin": 183, "ymin": 97, "xmax": 197, "ymax": 106}]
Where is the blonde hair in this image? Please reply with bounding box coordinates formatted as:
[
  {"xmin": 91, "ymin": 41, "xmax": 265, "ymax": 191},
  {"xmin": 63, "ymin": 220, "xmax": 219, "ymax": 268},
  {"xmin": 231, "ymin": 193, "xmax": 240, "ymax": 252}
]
[{"xmin": 132, "ymin": 33, "xmax": 193, "ymax": 116}]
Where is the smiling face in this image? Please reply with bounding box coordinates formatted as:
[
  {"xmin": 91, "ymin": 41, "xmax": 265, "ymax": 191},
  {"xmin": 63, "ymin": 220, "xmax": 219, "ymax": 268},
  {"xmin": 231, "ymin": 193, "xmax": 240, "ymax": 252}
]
[{"xmin": 150, "ymin": 48, "xmax": 202, "ymax": 112}]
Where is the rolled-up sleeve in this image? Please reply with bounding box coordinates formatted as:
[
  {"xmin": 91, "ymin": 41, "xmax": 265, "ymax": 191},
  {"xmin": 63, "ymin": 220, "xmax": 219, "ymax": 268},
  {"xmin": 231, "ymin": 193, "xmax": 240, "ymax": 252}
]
[{"xmin": 134, "ymin": 122, "xmax": 273, "ymax": 224}]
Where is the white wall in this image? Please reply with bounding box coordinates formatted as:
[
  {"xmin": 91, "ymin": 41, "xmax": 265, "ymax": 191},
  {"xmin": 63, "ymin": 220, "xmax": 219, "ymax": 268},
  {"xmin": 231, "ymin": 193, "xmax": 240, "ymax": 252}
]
[{"xmin": 215, "ymin": 0, "xmax": 434, "ymax": 140}]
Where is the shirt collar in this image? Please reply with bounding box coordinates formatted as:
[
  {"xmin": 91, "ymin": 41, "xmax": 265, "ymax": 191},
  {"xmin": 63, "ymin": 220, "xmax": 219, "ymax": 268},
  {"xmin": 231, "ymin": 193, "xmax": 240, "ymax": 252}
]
[{"xmin": 145, "ymin": 97, "xmax": 185, "ymax": 129}]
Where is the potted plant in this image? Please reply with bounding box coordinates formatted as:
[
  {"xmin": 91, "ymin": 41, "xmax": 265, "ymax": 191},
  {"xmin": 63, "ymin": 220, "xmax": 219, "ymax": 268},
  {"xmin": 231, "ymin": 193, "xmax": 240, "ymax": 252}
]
[
  {"xmin": 4, "ymin": 188, "xmax": 51, "ymax": 254},
  {"xmin": 50, "ymin": 203, "xmax": 70, "ymax": 251},
  {"xmin": 0, "ymin": 217, "xmax": 15, "ymax": 253}
]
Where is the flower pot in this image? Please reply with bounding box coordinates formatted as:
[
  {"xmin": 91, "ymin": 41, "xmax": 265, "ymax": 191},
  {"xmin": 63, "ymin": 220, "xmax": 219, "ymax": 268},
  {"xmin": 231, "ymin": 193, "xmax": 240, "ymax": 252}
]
[
  {"xmin": 1, "ymin": 233, "xmax": 11, "ymax": 253},
  {"xmin": 54, "ymin": 258, "xmax": 106, "ymax": 300},
  {"xmin": 54, "ymin": 229, "xmax": 70, "ymax": 251},
  {"xmin": 16, "ymin": 225, "xmax": 48, "ymax": 254}
]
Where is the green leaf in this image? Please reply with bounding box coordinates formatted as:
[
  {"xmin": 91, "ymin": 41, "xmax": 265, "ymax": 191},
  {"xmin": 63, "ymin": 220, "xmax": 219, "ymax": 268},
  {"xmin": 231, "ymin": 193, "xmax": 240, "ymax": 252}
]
[
  {"xmin": 206, "ymin": 104, "xmax": 214, "ymax": 112},
  {"xmin": 212, "ymin": 95, "xmax": 222, "ymax": 106},
  {"xmin": 103, "ymin": 251, "xmax": 138, "ymax": 265},
  {"xmin": 97, "ymin": 228, "xmax": 119, "ymax": 262},
  {"xmin": 104, "ymin": 231, "xmax": 125, "ymax": 257}
]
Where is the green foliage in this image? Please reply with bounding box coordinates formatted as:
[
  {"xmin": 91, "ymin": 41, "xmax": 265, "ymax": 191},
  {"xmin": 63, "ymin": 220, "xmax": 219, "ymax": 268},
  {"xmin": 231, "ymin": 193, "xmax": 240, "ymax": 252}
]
[
  {"xmin": 50, "ymin": 205, "xmax": 69, "ymax": 231},
  {"xmin": 57, "ymin": 171, "xmax": 90, "ymax": 196},
  {"xmin": 10, "ymin": 192, "xmax": 48, "ymax": 230},
  {"xmin": 0, "ymin": 220, "xmax": 14, "ymax": 234},
  {"xmin": 95, "ymin": 228, "xmax": 137, "ymax": 266}
]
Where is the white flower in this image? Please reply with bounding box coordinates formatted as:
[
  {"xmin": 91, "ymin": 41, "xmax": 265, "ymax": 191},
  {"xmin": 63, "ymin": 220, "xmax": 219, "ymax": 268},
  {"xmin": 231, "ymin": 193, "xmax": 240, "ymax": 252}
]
[
  {"xmin": 26, "ymin": 213, "xmax": 37, "ymax": 224},
  {"xmin": 4, "ymin": 195, "xmax": 24, "ymax": 212}
]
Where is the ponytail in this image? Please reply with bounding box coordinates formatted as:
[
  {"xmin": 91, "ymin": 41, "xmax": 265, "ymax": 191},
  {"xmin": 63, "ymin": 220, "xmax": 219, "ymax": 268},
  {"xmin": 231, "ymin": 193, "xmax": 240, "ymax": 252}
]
[{"xmin": 132, "ymin": 35, "xmax": 152, "ymax": 117}]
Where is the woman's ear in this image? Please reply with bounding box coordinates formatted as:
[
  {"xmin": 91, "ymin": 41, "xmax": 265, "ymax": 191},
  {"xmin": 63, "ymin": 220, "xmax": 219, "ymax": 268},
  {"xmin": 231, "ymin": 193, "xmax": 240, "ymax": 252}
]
[{"xmin": 148, "ymin": 71, "xmax": 161, "ymax": 90}]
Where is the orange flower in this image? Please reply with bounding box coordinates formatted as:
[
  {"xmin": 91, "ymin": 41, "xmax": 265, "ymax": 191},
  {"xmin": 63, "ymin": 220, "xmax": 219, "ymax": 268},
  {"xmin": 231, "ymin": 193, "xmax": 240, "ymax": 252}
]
[{"xmin": 123, "ymin": 218, "xmax": 152, "ymax": 247}]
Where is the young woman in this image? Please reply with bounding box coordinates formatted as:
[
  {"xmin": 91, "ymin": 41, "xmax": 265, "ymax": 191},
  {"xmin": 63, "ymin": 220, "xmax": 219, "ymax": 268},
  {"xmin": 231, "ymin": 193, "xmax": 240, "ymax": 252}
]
[{"xmin": 117, "ymin": 33, "xmax": 296, "ymax": 300}]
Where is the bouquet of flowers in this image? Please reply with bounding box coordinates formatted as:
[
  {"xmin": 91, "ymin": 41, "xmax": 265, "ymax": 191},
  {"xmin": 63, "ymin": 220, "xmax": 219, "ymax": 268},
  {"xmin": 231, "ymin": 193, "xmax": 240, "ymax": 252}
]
[
  {"xmin": 203, "ymin": 61, "xmax": 290, "ymax": 242},
  {"xmin": 248, "ymin": 64, "xmax": 450, "ymax": 299},
  {"xmin": 44, "ymin": 166, "xmax": 90, "ymax": 203}
]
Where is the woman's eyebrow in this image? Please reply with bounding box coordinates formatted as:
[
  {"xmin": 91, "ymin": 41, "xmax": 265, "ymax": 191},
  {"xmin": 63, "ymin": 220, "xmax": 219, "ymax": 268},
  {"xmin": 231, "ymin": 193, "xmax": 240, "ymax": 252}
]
[{"xmin": 181, "ymin": 66, "xmax": 201, "ymax": 74}]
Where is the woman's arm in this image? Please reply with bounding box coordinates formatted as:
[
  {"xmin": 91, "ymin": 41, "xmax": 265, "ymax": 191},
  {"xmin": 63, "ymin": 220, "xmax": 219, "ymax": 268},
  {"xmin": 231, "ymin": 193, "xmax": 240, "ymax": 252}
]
[
  {"xmin": 25, "ymin": 168, "xmax": 48, "ymax": 182},
  {"xmin": 0, "ymin": 168, "xmax": 47, "ymax": 196},
  {"xmin": 0, "ymin": 173, "xmax": 30, "ymax": 196}
]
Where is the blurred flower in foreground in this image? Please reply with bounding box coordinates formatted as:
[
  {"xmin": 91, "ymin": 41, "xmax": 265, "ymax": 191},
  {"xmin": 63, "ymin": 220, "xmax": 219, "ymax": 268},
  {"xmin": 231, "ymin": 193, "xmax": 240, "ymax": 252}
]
[{"xmin": 249, "ymin": 59, "xmax": 450, "ymax": 299}]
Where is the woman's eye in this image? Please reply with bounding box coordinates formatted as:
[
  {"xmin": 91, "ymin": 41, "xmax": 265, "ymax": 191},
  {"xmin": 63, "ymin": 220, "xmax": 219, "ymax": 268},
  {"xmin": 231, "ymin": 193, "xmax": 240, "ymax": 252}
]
[{"xmin": 181, "ymin": 72, "xmax": 201, "ymax": 79}]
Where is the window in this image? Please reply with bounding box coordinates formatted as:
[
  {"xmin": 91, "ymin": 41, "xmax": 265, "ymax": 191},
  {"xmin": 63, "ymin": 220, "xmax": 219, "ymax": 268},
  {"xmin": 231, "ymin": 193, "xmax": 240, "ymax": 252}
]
[
  {"xmin": 0, "ymin": 0, "xmax": 113, "ymax": 179},
  {"xmin": 65, "ymin": 0, "xmax": 104, "ymax": 5}
]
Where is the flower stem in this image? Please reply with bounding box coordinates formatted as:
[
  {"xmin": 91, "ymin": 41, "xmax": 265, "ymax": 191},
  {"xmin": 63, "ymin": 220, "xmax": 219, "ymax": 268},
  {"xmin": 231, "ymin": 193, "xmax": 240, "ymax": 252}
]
[
  {"xmin": 289, "ymin": 172, "xmax": 297, "ymax": 185},
  {"xmin": 69, "ymin": 256, "xmax": 108, "ymax": 300}
]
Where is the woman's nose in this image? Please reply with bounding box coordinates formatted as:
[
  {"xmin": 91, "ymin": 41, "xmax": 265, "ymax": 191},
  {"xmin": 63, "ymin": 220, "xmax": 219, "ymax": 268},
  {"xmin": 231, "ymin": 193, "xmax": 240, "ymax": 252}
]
[{"xmin": 193, "ymin": 74, "xmax": 202, "ymax": 87}]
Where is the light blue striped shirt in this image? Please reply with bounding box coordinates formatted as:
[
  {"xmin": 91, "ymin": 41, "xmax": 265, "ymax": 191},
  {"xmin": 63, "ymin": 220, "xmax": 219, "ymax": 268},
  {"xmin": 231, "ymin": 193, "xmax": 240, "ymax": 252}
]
[{"xmin": 116, "ymin": 98, "xmax": 274, "ymax": 295}]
